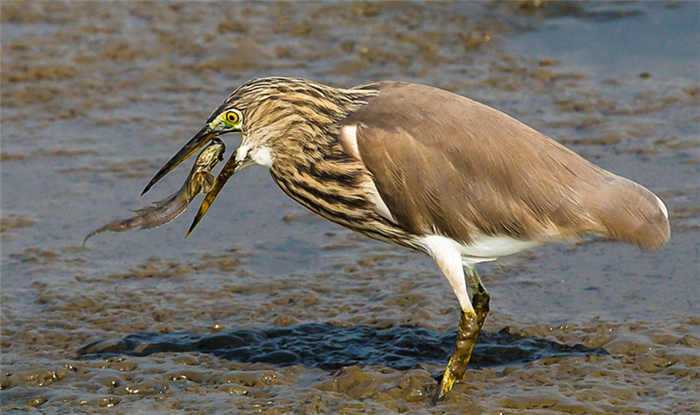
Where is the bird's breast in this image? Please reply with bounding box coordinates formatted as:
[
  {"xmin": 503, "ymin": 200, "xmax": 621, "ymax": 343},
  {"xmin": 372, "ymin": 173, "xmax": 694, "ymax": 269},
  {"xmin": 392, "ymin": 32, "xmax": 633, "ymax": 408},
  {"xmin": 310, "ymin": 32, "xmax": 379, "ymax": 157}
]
[{"xmin": 268, "ymin": 154, "xmax": 419, "ymax": 251}]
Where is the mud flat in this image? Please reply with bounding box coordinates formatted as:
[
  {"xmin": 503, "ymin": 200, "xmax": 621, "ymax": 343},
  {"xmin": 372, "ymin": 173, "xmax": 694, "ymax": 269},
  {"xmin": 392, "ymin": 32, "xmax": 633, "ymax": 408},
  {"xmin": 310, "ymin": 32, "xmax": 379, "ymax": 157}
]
[{"xmin": 2, "ymin": 2, "xmax": 698, "ymax": 413}]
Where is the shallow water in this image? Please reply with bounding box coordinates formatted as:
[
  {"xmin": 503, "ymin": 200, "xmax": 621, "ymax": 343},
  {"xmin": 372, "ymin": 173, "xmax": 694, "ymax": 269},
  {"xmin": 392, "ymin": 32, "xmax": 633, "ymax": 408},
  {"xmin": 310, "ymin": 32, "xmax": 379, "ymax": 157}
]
[{"xmin": 2, "ymin": 1, "xmax": 699, "ymax": 413}]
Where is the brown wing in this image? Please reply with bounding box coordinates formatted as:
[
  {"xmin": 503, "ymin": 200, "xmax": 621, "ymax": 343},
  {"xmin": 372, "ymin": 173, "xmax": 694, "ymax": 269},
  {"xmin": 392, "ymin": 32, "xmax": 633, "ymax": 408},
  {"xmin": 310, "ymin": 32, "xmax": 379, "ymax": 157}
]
[{"xmin": 347, "ymin": 82, "xmax": 669, "ymax": 250}]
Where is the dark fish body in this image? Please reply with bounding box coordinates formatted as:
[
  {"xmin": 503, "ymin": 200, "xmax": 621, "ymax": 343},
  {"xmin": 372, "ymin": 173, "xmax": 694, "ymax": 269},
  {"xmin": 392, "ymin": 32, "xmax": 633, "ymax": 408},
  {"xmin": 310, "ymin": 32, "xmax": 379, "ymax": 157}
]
[{"xmin": 84, "ymin": 139, "xmax": 225, "ymax": 244}]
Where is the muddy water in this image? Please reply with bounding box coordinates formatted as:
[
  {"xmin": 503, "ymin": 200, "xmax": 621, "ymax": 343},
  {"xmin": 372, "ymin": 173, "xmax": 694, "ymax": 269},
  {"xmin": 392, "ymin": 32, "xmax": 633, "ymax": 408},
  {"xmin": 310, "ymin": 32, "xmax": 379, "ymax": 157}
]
[{"xmin": 2, "ymin": 1, "xmax": 699, "ymax": 413}]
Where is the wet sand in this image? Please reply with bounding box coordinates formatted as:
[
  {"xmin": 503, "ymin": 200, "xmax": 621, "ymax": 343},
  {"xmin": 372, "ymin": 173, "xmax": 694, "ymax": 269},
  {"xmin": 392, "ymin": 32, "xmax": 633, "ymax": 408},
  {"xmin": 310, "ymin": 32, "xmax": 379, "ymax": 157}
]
[{"xmin": 2, "ymin": 1, "xmax": 699, "ymax": 413}]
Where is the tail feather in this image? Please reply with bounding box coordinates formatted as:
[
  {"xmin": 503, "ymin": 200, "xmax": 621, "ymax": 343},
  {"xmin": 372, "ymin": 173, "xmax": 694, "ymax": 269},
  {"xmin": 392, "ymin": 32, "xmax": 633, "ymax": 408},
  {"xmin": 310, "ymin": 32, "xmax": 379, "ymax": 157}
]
[{"xmin": 589, "ymin": 175, "xmax": 670, "ymax": 251}]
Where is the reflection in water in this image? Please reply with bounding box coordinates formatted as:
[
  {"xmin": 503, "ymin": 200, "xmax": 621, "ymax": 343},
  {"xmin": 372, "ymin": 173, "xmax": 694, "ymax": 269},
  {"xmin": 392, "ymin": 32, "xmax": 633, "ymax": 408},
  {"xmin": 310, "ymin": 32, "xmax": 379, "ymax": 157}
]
[{"xmin": 77, "ymin": 323, "xmax": 604, "ymax": 371}]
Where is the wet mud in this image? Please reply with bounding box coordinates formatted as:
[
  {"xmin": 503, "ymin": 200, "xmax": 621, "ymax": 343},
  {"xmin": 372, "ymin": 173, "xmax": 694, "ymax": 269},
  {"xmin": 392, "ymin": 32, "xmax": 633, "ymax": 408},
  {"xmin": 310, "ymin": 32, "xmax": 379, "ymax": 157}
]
[{"xmin": 2, "ymin": 1, "xmax": 699, "ymax": 414}]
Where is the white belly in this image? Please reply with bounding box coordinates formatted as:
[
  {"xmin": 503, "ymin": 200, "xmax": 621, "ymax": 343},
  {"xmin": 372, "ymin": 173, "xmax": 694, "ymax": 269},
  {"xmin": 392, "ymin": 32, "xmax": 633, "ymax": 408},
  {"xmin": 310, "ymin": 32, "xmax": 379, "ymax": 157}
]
[{"xmin": 420, "ymin": 233, "xmax": 544, "ymax": 266}]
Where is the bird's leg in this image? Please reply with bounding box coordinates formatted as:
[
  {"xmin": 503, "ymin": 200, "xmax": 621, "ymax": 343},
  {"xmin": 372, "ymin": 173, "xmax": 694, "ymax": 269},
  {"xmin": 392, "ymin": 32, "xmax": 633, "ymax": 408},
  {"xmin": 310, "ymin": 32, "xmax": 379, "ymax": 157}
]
[
  {"xmin": 432, "ymin": 268, "xmax": 490, "ymax": 404},
  {"xmin": 432, "ymin": 308, "xmax": 480, "ymax": 404},
  {"xmin": 468, "ymin": 268, "xmax": 490, "ymax": 329}
]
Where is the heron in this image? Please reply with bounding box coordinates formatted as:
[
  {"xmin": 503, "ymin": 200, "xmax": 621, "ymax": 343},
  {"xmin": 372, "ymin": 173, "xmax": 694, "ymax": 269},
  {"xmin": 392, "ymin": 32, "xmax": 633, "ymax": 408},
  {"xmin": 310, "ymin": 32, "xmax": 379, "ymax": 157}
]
[{"xmin": 142, "ymin": 77, "xmax": 670, "ymax": 403}]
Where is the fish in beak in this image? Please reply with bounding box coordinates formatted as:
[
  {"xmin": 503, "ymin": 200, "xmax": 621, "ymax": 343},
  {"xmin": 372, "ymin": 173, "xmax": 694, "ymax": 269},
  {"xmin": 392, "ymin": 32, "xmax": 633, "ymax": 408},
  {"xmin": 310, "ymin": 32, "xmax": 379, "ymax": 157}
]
[
  {"xmin": 84, "ymin": 139, "xmax": 226, "ymax": 245},
  {"xmin": 142, "ymin": 107, "xmax": 246, "ymax": 236}
]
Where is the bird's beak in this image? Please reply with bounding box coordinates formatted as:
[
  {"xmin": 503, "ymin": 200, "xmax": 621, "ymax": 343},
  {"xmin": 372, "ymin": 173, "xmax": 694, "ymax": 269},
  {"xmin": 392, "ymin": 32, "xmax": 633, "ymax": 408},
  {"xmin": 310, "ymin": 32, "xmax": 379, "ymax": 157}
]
[
  {"xmin": 142, "ymin": 125, "xmax": 217, "ymax": 196},
  {"xmin": 186, "ymin": 149, "xmax": 241, "ymax": 238}
]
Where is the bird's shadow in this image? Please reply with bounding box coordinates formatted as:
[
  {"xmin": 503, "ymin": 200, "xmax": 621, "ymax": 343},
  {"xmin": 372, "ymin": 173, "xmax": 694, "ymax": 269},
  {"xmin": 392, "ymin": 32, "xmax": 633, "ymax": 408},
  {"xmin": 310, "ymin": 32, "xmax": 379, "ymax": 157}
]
[{"xmin": 76, "ymin": 323, "xmax": 605, "ymax": 374}]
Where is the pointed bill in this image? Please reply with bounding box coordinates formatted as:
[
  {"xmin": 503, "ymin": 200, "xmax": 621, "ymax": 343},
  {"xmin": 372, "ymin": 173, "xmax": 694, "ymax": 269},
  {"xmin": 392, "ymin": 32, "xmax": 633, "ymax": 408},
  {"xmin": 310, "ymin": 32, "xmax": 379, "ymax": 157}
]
[{"xmin": 142, "ymin": 126, "xmax": 217, "ymax": 196}]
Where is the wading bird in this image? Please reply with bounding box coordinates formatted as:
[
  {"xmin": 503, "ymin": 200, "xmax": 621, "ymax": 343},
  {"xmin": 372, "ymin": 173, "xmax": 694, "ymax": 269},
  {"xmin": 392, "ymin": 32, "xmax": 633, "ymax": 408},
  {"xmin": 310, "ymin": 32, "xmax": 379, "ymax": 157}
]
[{"xmin": 142, "ymin": 77, "xmax": 670, "ymax": 403}]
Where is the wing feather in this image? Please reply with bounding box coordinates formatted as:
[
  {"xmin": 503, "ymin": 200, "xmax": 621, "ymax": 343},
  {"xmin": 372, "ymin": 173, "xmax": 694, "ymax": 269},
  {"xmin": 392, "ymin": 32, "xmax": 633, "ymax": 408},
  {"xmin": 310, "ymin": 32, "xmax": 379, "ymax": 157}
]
[{"xmin": 347, "ymin": 82, "xmax": 669, "ymax": 249}]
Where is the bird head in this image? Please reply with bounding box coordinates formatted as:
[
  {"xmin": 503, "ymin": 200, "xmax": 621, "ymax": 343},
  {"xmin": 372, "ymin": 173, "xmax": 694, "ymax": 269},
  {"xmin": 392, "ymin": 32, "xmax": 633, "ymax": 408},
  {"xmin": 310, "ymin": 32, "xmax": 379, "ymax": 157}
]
[
  {"xmin": 138, "ymin": 78, "xmax": 303, "ymax": 237},
  {"xmin": 141, "ymin": 77, "xmax": 375, "ymax": 237}
]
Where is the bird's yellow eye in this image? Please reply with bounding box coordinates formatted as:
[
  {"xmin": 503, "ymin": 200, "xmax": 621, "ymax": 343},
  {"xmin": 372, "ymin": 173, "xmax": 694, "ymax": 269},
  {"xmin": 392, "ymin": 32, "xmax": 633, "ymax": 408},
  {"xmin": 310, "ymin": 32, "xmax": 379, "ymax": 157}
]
[{"xmin": 225, "ymin": 110, "xmax": 240, "ymax": 125}]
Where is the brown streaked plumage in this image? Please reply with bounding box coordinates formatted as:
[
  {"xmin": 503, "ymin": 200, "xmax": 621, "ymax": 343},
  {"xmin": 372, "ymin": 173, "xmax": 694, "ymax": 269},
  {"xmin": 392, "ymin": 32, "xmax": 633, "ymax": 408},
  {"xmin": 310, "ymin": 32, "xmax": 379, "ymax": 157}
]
[{"xmin": 143, "ymin": 77, "xmax": 670, "ymax": 404}]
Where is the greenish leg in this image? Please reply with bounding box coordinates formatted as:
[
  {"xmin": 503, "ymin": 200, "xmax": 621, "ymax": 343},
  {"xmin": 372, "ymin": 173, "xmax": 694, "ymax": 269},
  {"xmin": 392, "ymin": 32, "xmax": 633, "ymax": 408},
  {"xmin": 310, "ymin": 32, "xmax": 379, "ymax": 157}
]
[
  {"xmin": 432, "ymin": 269, "xmax": 490, "ymax": 404},
  {"xmin": 469, "ymin": 268, "xmax": 490, "ymax": 328}
]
